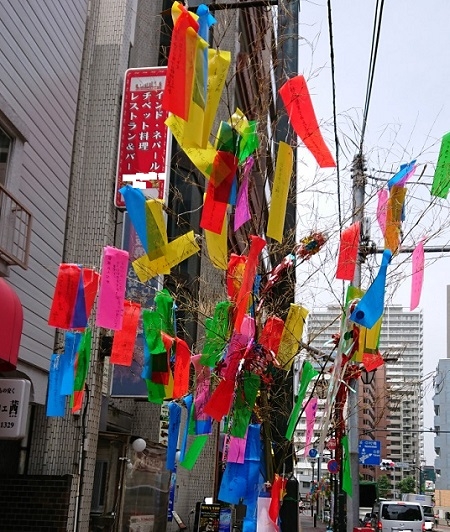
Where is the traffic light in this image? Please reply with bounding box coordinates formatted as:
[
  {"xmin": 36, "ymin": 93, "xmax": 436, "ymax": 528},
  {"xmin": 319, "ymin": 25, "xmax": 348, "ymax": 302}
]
[{"xmin": 380, "ymin": 459, "xmax": 395, "ymax": 471}]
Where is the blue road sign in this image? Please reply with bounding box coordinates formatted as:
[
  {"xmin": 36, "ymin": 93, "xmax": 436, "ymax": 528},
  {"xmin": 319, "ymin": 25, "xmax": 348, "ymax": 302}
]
[
  {"xmin": 309, "ymin": 448, "xmax": 318, "ymax": 458},
  {"xmin": 358, "ymin": 440, "xmax": 381, "ymax": 465}
]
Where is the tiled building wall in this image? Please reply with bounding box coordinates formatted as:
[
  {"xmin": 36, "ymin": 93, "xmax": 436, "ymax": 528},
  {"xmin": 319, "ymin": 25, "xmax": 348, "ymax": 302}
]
[{"xmin": 0, "ymin": 475, "xmax": 72, "ymax": 532}]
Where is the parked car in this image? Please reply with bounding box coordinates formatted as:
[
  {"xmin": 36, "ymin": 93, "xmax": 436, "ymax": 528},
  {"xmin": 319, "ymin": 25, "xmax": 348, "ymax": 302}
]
[{"xmin": 371, "ymin": 500, "xmax": 425, "ymax": 532}]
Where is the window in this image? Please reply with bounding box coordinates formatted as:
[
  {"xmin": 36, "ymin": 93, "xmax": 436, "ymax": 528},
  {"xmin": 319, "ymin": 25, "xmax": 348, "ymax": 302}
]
[
  {"xmin": 91, "ymin": 460, "xmax": 109, "ymax": 513},
  {"xmin": 0, "ymin": 126, "xmax": 12, "ymax": 186}
]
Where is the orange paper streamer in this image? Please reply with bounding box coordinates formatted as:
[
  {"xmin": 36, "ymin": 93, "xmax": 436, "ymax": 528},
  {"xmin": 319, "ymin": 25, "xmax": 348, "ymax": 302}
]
[
  {"xmin": 336, "ymin": 221, "xmax": 360, "ymax": 281},
  {"xmin": 110, "ymin": 301, "xmax": 141, "ymax": 366},
  {"xmin": 48, "ymin": 264, "xmax": 82, "ymax": 329},
  {"xmin": 234, "ymin": 235, "xmax": 266, "ymax": 332},
  {"xmin": 227, "ymin": 254, "xmax": 247, "ymax": 301},
  {"xmin": 173, "ymin": 338, "xmax": 191, "ymax": 398},
  {"xmin": 384, "ymin": 186, "xmax": 407, "ymax": 253},
  {"xmin": 200, "ymin": 151, "xmax": 238, "ymax": 234},
  {"xmin": 279, "ymin": 75, "xmax": 335, "ymax": 168},
  {"xmin": 259, "ymin": 316, "xmax": 284, "ymax": 356},
  {"xmin": 162, "ymin": 9, "xmax": 199, "ymax": 120}
]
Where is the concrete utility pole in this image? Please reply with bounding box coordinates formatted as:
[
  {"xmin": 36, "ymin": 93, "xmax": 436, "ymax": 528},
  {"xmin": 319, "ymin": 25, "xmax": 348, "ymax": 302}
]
[{"xmin": 347, "ymin": 153, "xmax": 367, "ymax": 532}]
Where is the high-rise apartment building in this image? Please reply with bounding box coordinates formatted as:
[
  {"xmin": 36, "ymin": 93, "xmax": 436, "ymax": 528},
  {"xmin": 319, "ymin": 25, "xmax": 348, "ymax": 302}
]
[{"xmin": 294, "ymin": 305, "xmax": 424, "ymax": 498}]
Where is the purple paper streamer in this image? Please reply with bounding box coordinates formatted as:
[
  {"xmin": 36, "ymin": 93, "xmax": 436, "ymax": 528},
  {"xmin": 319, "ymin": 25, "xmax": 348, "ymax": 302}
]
[{"xmin": 234, "ymin": 157, "xmax": 254, "ymax": 232}]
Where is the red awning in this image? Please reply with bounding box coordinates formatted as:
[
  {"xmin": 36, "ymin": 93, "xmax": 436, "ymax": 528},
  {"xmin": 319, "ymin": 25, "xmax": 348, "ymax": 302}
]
[{"xmin": 0, "ymin": 278, "xmax": 23, "ymax": 371}]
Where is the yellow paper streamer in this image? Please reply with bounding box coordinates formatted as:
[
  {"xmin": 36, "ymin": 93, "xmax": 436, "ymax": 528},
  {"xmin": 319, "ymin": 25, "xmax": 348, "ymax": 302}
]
[
  {"xmin": 166, "ymin": 114, "xmax": 217, "ymax": 178},
  {"xmin": 229, "ymin": 107, "xmax": 250, "ymax": 136},
  {"xmin": 164, "ymin": 369, "xmax": 174, "ymax": 399},
  {"xmin": 267, "ymin": 142, "xmax": 294, "ymax": 243},
  {"xmin": 205, "ymin": 214, "xmax": 228, "ymax": 270},
  {"xmin": 277, "ymin": 304, "xmax": 309, "ymax": 370},
  {"xmin": 202, "ymin": 50, "xmax": 231, "ymax": 147},
  {"xmin": 133, "ymin": 231, "xmax": 200, "ymax": 282},
  {"xmin": 145, "ymin": 199, "xmax": 168, "ymax": 260}
]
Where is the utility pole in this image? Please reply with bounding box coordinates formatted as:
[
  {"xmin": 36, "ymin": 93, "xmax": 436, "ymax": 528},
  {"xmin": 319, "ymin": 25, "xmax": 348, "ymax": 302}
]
[{"xmin": 347, "ymin": 153, "xmax": 367, "ymax": 532}]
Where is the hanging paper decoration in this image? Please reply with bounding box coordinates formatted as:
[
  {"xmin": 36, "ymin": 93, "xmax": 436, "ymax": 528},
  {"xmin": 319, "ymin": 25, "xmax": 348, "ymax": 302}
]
[
  {"xmin": 388, "ymin": 160, "xmax": 416, "ymax": 189},
  {"xmin": 46, "ymin": 354, "xmax": 65, "ymax": 417},
  {"xmin": 304, "ymin": 397, "xmax": 318, "ymax": 458},
  {"xmin": 226, "ymin": 433, "xmax": 247, "ymax": 464},
  {"xmin": 48, "ymin": 263, "xmax": 82, "ymax": 329},
  {"xmin": 431, "ymin": 132, "xmax": 450, "ymax": 198},
  {"xmin": 60, "ymin": 332, "xmax": 82, "ymax": 396},
  {"xmin": 110, "ymin": 301, "xmax": 141, "ymax": 366},
  {"xmin": 180, "ymin": 434, "xmax": 209, "ymax": 470},
  {"xmin": 200, "ymin": 300, "xmax": 232, "ymax": 367},
  {"xmin": 410, "ymin": 240, "xmax": 425, "ymax": 311},
  {"xmin": 259, "ymin": 316, "xmax": 284, "ymax": 357},
  {"xmin": 277, "ymin": 304, "xmax": 308, "ymax": 371},
  {"xmin": 230, "ymin": 372, "xmax": 260, "ymax": 438},
  {"xmin": 376, "ymin": 189, "xmax": 388, "ymax": 236},
  {"xmin": 362, "ymin": 351, "xmax": 384, "ymax": 373},
  {"xmin": 279, "ymin": 75, "xmax": 335, "ymax": 168},
  {"xmin": 350, "ymin": 249, "xmax": 392, "ymax": 329},
  {"xmin": 295, "ymin": 231, "xmax": 328, "ymax": 260},
  {"xmin": 200, "ymin": 151, "xmax": 238, "ymax": 234},
  {"xmin": 266, "ymin": 142, "xmax": 293, "ymax": 243},
  {"xmin": 227, "ymin": 254, "xmax": 247, "ymax": 301},
  {"xmin": 268, "ymin": 474, "xmax": 287, "ymax": 531},
  {"xmin": 234, "ymin": 157, "xmax": 254, "ymax": 232},
  {"xmin": 162, "ymin": 3, "xmax": 199, "ymax": 120},
  {"xmin": 72, "ymin": 329, "xmax": 92, "ymax": 413},
  {"xmin": 341, "ymin": 435, "xmax": 352, "ymax": 496},
  {"xmin": 205, "ymin": 214, "xmax": 228, "ymax": 270},
  {"xmin": 179, "ymin": 394, "xmax": 194, "ymax": 462},
  {"xmin": 335, "ymin": 222, "xmax": 360, "ymax": 281},
  {"xmin": 384, "ymin": 185, "xmax": 407, "ymax": 253},
  {"xmin": 166, "ymin": 401, "xmax": 182, "ymax": 471},
  {"xmin": 96, "ymin": 246, "xmax": 129, "ymax": 330},
  {"xmin": 285, "ymin": 360, "xmax": 318, "ymax": 440},
  {"xmin": 234, "ymin": 235, "xmax": 266, "ymax": 333},
  {"xmin": 191, "ymin": 354, "xmax": 212, "ymax": 434},
  {"xmin": 173, "ymin": 338, "xmax": 191, "ymax": 399}
]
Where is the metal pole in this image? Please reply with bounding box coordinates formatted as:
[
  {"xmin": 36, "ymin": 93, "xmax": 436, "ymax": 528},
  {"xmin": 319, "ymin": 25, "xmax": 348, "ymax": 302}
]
[
  {"xmin": 312, "ymin": 459, "xmax": 316, "ymax": 518},
  {"xmin": 347, "ymin": 154, "xmax": 367, "ymax": 532}
]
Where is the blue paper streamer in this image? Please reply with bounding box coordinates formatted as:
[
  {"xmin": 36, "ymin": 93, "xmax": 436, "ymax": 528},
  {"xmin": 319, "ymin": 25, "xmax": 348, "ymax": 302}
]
[
  {"xmin": 350, "ymin": 249, "xmax": 392, "ymax": 329},
  {"xmin": 387, "ymin": 160, "xmax": 416, "ymax": 190},
  {"xmin": 71, "ymin": 268, "xmax": 87, "ymax": 328},
  {"xmin": 46, "ymin": 354, "xmax": 66, "ymax": 417},
  {"xmin": 141, "ymin": 334, "xmax": 152, "ymax": 380},
  {"xmin": 167, "ymin": 401, "xmax": 182, "ymax": 471},
  {"xmin": 179, "ymin": 394, "xmax": 193, "ymax": 462},
  {"xmin": 196, "ymin": 4, "xmax": 216, "ymax": 98},
  {"xmin": 196, "ymin": 418, "xmax": 212, "ymax": 435},
  {"xmin": 119, "ymin": 185, "xmax": 148, "ymax": 253},
  {"xmin": 60, "ymin": 332, "xmax": 81, "ymax": 396}
]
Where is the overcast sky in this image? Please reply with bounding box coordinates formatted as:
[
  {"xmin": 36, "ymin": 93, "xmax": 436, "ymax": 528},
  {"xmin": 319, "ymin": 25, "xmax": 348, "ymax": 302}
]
[{"xmin": 294, "ymin": 0, "xmax": 450, "ymax": 464}]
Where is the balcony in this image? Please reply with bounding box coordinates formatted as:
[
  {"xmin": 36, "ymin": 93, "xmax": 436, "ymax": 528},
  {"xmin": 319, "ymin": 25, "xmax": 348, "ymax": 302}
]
[{"xmin": 0, "ymin": 183, "xmax": 32, "ymax": 269}]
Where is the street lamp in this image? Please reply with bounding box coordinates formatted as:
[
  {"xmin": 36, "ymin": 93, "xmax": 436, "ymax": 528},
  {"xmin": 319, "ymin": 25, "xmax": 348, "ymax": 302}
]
[{"xmin": 361, "ymin": 368, "xmax": 377, "ymax": 385}]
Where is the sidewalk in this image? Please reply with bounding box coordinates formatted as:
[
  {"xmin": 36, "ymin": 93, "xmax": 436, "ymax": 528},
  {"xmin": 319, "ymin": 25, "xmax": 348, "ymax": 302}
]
[{"xmin": 299, "ymin": 514, "xmax": 329, "ymax": 532}]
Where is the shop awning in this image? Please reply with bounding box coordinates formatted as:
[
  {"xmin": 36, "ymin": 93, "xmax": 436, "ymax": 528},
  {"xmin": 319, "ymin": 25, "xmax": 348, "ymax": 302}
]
[{"xmin": 0, "ymin": 278, "xmax": 23, "ymax": 371}]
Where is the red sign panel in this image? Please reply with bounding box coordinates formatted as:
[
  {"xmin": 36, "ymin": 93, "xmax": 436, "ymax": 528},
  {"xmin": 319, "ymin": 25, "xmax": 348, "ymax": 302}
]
[{"xmin": 115, "ymin": 67, "xmax": 171, "ymax": 208}]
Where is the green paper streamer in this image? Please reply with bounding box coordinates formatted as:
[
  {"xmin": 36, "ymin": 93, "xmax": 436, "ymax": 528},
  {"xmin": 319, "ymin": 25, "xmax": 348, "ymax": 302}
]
[
  {"xmin": 180, "ymin": 434, "xmax": 209, "ymax": 470},
  {"xmin": 216, "ymin": 121, "xmax": 240, "ymax": 154},
  {"xmin": 200, "ymin": 301, "xmax": 231, "ymax": 366},
  {"xmin": 231, "ymin": 372, "xmax": 260, "ymax": 438},
  {"xmin": 145, "ymin": 379, "xmax": 166, "ymax": 404},
  {"xmin": 155, "ymin": 289, "xmax": 175, "ymax": 336},
  {"xmin": 142, "ymin": 310, "xmax": 166, "ymax": 354},
  {"xmin": 431, "ymin": 132, "xmax": 450, "ymax": 198},
  {"xmin": 73, "ymin": 329, "xmax": 91, "ymax": 393},
  {"xmin": 342, "ymin": 435, "xmax": 352, "ymax": 496},
  {"xmin": 238, "ymin": 120, "xmax": 259, "ymax": 163},
  {"xmin": 285, "ymin": 360, "xmax": 319, "ymax": 440}
]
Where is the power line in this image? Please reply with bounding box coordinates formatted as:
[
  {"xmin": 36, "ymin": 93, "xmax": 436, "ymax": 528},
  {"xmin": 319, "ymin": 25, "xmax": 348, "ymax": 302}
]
[
  {"xmin": 326, "ymin": 0, "xmax": 342, "ymax": 231},
  {"xmin": 360, "ymin": 0, "xmax": 386, "ymax": 153}
]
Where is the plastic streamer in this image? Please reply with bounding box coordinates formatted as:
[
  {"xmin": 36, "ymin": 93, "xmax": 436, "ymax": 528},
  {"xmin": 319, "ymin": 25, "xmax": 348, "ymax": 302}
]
[{"xmin": 166, "ymin": 401, "xmax": 182, "ymax": 471}]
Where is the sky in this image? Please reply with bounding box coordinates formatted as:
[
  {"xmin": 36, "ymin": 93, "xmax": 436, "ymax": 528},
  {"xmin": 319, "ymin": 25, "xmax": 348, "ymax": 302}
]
[{"xmin": 292, "ymin": 0, "xmax": 450, "ymax": 464}]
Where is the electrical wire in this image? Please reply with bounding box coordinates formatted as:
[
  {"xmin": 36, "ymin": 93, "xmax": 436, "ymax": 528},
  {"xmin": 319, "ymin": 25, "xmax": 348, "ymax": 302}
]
[
  {"xmin": 326, "ymin": 0, "xmax": 342, "ymax": 232},
  {"xmin": 360, "ymin": 0, "xmax": 386, "ymax": 153}
]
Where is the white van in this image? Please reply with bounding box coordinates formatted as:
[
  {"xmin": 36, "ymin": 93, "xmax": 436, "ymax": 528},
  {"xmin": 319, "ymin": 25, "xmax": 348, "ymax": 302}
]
[{"xmin": 371, "ymin": 501, "xmax": 425, "ymax": 532}]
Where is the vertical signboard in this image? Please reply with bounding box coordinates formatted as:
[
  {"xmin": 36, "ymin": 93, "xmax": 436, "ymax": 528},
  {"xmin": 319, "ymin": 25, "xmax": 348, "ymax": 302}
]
[{"xmin": 115, "ymin": 67, "xmax": 171, "ymax": 208}]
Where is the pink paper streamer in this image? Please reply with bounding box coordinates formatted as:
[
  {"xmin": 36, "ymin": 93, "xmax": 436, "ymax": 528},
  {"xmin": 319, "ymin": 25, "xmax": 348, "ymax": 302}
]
[
  {"xmin": 377, "ymin": 189, "xmax": 388, "ymax": 236},
  {"xmin": 226, "ymin": 433, "xmax": 247, "ymax": 464},
  {"xmin": 410, "ymin": 241, "xmax": 425, "ymax": 311},
  {"xmin": 304, "ymin": 397, "xmax": 318, "ymax": 458},
  {"xmin": 397, "ymin": 164, "xmax": 417, "ymax": 187},
  {"xmin": 96, "ymin": 246, "xmax": 129, "ymax": 330},
  {"xmin": 191, "ymin": 354, "xmax": 211, "ymax": 421},
  {"xmin": 234, "ymin": 157, "xmax": 254, "ymax": 232}
]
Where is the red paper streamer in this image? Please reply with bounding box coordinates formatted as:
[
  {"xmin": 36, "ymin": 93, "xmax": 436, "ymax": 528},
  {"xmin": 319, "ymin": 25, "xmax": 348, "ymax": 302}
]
[
  {"xmin": 200, "ymin": 151, "xmax": 238, "ymax": 234},
  {"xmin": 82, "ymin": 268, "xmax": 100, "ymax": 321},
  {"xmin": 259, "ymin": 316, "xmax": 284, "ymax": 355},
  {"xmin": 203, "ymin": 378, "xmax": 236, "ymax": 422},
  {"xmin": 173, "ymin": 338, "xmax": 191, "ymax": 398},
  {"xmin": 110, "ymin": 301, "xmax": 141, "ymax": 366},
  {"xmin": 227, "ymin": 254, "xmax": 247, "ymax": 301},
  {"xmin": 362, "ymin": 351, "xmax": 384, "ymax": 372},
  {"xmin": 151, "ymin": 332, "xmax": 174, "ymax": 385},
  {"xmin": 269, "ymin": 474, "xmax": 287, "ymax": 530},
  {"xmin": 162, "ymin": 10, "xmax": 199, "ymax": 120},
  {"xmin": 336, "ymin": 222, "xmax": 360, "ymax": 281},
  {"xmin": 234, "ymin": 235, "xmax": 266, "ymax": 332},
  {"xmin": 279, "ymin": 75, "xmax": 336, "ymax": 168},
  {"xmin": 48, "ymin": 264, "xmax": 82, "ymax": 329}
]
